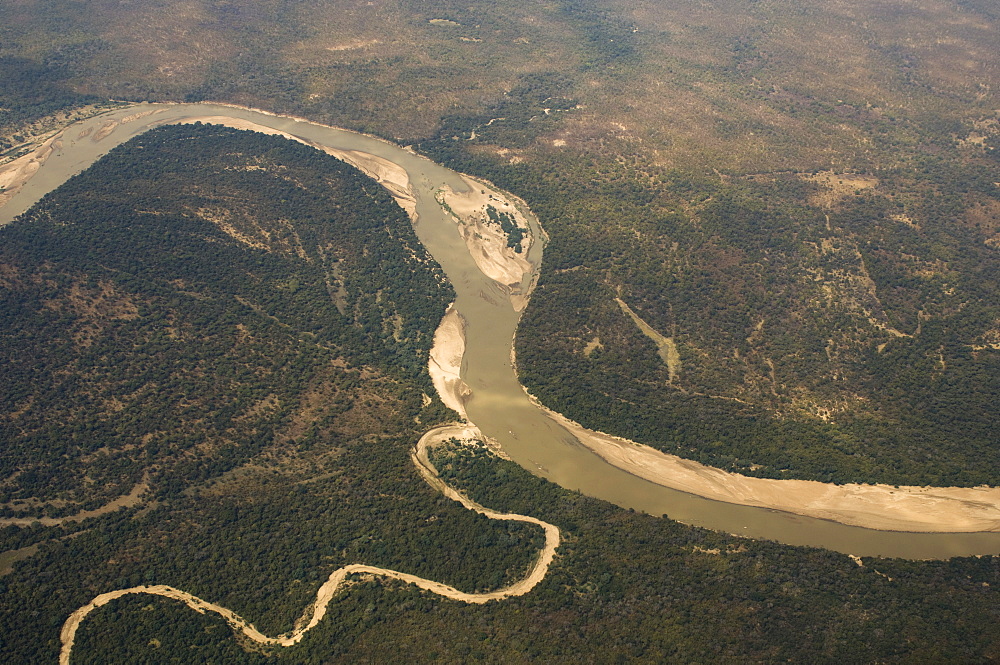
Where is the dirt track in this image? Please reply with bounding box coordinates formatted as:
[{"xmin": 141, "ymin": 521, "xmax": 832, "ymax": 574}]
[{"xmin": 0, "ymin": 481, "xmax": 147, "ymax": 527}]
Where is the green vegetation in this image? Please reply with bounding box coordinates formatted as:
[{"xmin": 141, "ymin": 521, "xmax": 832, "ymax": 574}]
[
  {"xmin": 38, "ymin": 439, "xmax": 1000, "ymax": 664},
  {"xmin": 0, "ymin": 125, "xmax": 549, "ymax": 662},
  {"xmin": 485, "ymin": 204, "xmax": 524, "ymax": 252},
  {"xmin": 0, "ymin": 1, "xmax": 999, "ymax": 661}
]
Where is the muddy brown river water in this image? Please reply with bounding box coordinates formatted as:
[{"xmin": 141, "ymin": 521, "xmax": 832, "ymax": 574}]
[{"xmin": 3, "ymin": 103, "xmax": 999, "ymax": 558}]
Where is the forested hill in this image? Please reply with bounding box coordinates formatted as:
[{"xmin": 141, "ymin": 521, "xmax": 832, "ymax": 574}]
[
  {"xmin": 503, "ymin": 151, "xmax": 1000, "ymax": 488},
  {"xmin": 0, "ymin": 123, "xmax": 454, "ymax": 511}
]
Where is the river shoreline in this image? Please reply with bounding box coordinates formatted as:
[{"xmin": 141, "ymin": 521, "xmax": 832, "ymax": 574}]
[
  {"xmin": 520, "ymin": 390, "xmax": 1000, "ymax": 533},
  {"xmin": 2, "ymin": 103, "xmax": 1000, "ymax": 552}
]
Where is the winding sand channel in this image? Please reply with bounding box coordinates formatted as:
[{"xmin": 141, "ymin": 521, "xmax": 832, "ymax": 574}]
[
  {"xmin": 3, "ymin": 104, "xmax": 1000, "ymax": 563},
  {"xmin": 58, "ymin": 425, "xmax": 560, "ymax": 664}
]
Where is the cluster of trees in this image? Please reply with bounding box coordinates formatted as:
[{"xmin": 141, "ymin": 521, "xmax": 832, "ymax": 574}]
[
  {"xmin": 485, "ymin": 205, "xmax": 524, "ymax": 252},
  {"xmin": 420, "ymin": 124, "xmax": 1000, "ymax": 487},
  {"xmin": 0, "ymin": 124, "xmax": 454, "ymax": 508},
  {"xmin": 31, "ymin": 439, "xmax": 1000, "ymax": 663}
]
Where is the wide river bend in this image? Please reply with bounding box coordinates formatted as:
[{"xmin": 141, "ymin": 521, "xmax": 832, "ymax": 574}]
[{"xmin": 2, "ymin": 103, "xmax": 999, "ymax": 559}]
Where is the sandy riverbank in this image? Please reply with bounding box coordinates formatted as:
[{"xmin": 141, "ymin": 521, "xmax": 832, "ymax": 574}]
[
  {"xmin": 174, "ymin": 116, "xmax": 418, "ymax": 217},
  {"xmin": 0, "ymin": 135, "xmax": 61, "ymax": 211},
  {"xmin": 0, "ymin": 111, "xmax": 417, "ymax": 226},
  {"xmin": 427, "ymin": 304, "xmax": 472, "ymax": 419},
  {"xmin": 525, "ymin": 392, "xmax": 1000, "ymax": 533}
]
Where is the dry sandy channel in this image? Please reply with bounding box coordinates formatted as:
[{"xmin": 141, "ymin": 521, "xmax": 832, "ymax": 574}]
[
  {"xmin": 0, "ymin": 481, "xmax": 148, "ymax": 527},
  {"xmin": 59, "ymin": 424, "xmax": 560, "ymax": 664}
]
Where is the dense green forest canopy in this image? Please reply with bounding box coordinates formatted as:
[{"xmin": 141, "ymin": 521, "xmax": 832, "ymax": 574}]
[{"xmin": 0, "ymin": 123, "xmax": 453, "ymax": 510}]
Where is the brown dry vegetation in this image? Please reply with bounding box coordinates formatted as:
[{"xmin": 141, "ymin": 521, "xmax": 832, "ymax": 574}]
[{"xmin": 0, "ymin": 0, "xmax": 994, "ymax": 168}]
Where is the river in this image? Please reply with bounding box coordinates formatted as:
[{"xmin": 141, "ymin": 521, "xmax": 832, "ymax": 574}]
[{"xmin": 2, "ymin": 103, "xmax": 999, "ymax": 558}]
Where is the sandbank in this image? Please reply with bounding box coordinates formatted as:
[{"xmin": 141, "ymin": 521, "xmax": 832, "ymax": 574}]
[
  {"xmin": 436, "ymin": 175, "xmax": 534, "ymax": 306},
  {"xmin": 427, "ymin": 304, "xmax": 472, "ymax": 419},
  {"xmin": 0, "ymin": 135, "xmax": 60, "ymax": 210},
  {"xmin": 525, "ymin": 393, "xmax": 1000, "ymax": 533}
]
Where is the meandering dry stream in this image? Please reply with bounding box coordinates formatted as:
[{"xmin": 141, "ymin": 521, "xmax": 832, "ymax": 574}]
[{"xmin": 56, "ymin": 425, "xmax": 559, "ymax": 664}]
